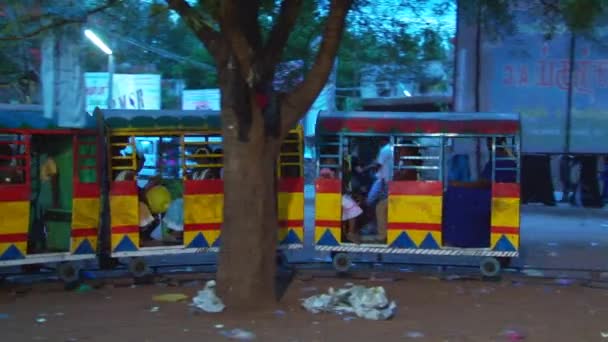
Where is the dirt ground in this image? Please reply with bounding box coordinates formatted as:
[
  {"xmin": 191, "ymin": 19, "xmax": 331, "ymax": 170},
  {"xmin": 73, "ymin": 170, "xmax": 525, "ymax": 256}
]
[{"xmin": 1, "ymin": 273, "xmax": 608, "ymax": 342}]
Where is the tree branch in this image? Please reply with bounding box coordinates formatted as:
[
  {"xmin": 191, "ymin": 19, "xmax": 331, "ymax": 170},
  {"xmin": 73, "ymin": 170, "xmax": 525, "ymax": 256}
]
[
  {"xmin": 220, "ymin": 0, "xmax": 259, "ymax": 86},
  {"xmin": 259, "ymin": 0, "xmax": 303, "ymax": 84},
  {"xmin": 166, "ymin": 0, "xmax": 222, "ymax": 59},
  {"xmin": 0, "ymin": 0, "xmax": 119, "ymax": 41},
  {"xmin": 280, "ymin": 0, "xmax": 352, "ymax": 135}
]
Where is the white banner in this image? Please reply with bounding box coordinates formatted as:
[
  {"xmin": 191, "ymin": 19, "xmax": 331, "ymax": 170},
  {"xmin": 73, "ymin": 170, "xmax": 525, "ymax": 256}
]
[
  {"xmin": 181, "ymin": 89, "xmax": 221, "ymax": 110},
  {"xmin": 85, "ymin": 73, "xmax": 161, "ymax": 113}
]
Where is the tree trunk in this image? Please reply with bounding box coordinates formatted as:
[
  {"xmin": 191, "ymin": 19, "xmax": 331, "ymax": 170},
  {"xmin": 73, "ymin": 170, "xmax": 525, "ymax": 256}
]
[{"xmin": 216, "ymin": 98, "xmax": 281, "ymax": 309}]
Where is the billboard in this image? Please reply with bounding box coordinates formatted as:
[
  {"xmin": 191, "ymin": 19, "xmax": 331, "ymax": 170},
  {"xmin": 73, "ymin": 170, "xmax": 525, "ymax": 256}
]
[
  {"xmin": 85, "ymin": 73, "xmax": 161, "ymax": 113},
  {"xmin": 479, "ymin": 4, "xmax": 608, "ymax": 153},
  {"xmin": 182, "ymin": 89, "xmax": 220, "ymax": 110}
]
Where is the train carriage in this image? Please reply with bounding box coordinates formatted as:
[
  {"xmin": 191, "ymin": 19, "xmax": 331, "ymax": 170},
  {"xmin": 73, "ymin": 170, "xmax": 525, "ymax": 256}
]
[
  {"xmin": 314, "ymin": 111, "xmax": 521, "ymax": 276},
  {"xmin": 0, "ymin": 105, "xmax": 101, "ymax": 281},
  {"xmin": 100, "ymin": 109, "xmax": 304, "ymax": 275}
]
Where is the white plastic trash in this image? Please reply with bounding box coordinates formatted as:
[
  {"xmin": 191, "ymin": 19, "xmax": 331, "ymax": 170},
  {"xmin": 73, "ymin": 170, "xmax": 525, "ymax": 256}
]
[{"xmin": 191, "ymin": 280, "xmax": 225, "ymax": 313}]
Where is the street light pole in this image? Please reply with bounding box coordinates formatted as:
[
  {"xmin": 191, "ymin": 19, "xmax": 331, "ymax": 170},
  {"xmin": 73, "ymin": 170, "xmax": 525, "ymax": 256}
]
[
  {"xmin": 107, "ymin": 54, "xmax": 114, "ymax": 109},
  {"xmin": 84, "ymin": 29, "xmax": 114, "ymax": 109}
]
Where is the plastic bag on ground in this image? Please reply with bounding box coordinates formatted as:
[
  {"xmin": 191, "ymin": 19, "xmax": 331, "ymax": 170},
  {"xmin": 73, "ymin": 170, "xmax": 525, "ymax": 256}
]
[
  {"xmin": 301, "ymin": 284, "xmax": 396, "ymax": 320},
  {"xmin": 191, "ymin": 280, "xmax": 225, "ymax": 313}
]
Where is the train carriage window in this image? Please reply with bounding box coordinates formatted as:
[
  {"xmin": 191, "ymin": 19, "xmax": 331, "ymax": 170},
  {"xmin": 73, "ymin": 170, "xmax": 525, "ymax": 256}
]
[
  {"xmin": 109, "ymin": 135, "xmax": 137, "ymax": 181},
  {"xmin": 77, "ymin": 135, "xmax": 98, "ymax": 184},
  {"xmin": 278, "ymin": 129, "xmax": 302, "ymax": 178},
  {"xmin": 317, "ymin": 134, "xmax": 342, "ymax": 177},
  {"xmin": 0, "ymin": 134, "xmax": 26, "ymax": 184},
  {"xmin": 183, "ymin": 134, "xmax": 223, "ymax": 180},
  {"xmin": 394, "ymin": 137, "xmax": 442, "ymax": 182}
]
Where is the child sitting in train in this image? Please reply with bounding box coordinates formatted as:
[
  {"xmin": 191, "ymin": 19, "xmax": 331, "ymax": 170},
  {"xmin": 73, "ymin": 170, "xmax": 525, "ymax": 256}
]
[{"xmin": 319, "ymin": 158, "xmax": 363, "ymax": 244}]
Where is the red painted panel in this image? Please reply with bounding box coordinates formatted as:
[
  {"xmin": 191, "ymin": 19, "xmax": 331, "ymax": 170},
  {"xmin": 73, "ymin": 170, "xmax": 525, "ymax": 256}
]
[
  {"xmin": 0, "ymin": 184, "xmax": 30, "ymax": 201},
  {"xmin": 389, "ymin": 181, "xmax": 443, "ymax": 196},
  {"xmin": 110, "ymin": 181, "xmax": 138, "ymax": 196},
  {"xmin": 71, "ymin": 228, "xmax": 97, "ymax": 237},
  {"xmin": 321, "ymin": 118, "xmax": 519, "ymax": 134},
  {"xmin": 184, "ymin": 179, "xmax": 224, "ymax": 195},
  {"xmin": 387, "ymin": 222, "xmax": 442, "ymax": 231},
  {"xmin": 315, "ymin": 178, "xmax": 341, "ymax": 194},
  {"xmin": 73, "ymin": 183, "xmax": 100, "ymax": 198},
  {"xmin": 111, "ymin": 225, "xmax": 139, "ymax": 234},
  {"xmin": 492, "ymin": 183, "xmax": 520, "ymax": 198},
  {"xmin": 314, "ymin": 220, "xmax": 341, "ymax": 228},
  {"xmin": 279, "ymin": 220, "xmax": 304, "ymax": 228},
  {"xmin": 184, "ymin": 223, "xmax": 222, "ymax": 231},
  {"xmin": 278, "ymin": 177, "xmax": 304, "ymax": 193},
  {"xmin": 0, "ymin": 233, "xmax": 27, "ymax": 243},
  {"xmin": 491, "ymin": 226, "xmax": 520, "ymax": 235},
  {"xmin": 0, "ymin": 128, "xmax": 97, "ymax": 135}
]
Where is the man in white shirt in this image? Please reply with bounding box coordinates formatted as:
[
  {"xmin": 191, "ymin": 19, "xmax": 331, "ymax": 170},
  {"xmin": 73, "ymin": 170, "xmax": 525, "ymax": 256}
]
[
  {"xmin": 364, "ymin": 137, "xmax": 393, "ymax": 243},
  {"xmin": 366, "ymin": 137, "xmax": 393, "ymax": 206}
]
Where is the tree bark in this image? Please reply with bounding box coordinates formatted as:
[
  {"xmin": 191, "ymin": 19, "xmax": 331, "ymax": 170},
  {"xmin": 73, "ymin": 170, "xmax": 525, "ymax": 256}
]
[
  {"xmin": 216, "ymin": 63, "xmax": 282, "ymax": 309},
  {"xmin": 172, "ymin": 0, "xmax": 352, "ymax": 310}
]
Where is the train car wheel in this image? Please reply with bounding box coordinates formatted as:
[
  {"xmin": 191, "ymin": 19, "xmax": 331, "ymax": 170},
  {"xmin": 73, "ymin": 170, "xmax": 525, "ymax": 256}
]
[
  {"xmin": 332, "ymin": 252, "xmax": 351, "ymax": 273},
  {"xmin": 480, "ymin": 257, "xmax": 501, "ymax": 278},
  {"xmin": 57, "ymin": 262, "xmax": 81, "ymax": 284},
  {"xmin": 128, "ymin": 257, "xmax": 150, "ymax": 278}
]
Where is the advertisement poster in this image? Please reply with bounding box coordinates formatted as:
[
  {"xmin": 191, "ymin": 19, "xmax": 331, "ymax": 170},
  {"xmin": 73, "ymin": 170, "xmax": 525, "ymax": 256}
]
[
  {"xmin": 85, "ymin": 73, "xmax": 161, "ymax": 113},
  {"xmin": 181, "ymin": 89, "xmax": 221, "ymax": 110}
]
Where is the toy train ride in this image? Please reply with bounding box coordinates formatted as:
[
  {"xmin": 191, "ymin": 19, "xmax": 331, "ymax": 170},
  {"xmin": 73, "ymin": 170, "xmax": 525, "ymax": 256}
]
[{"xmin": 0, "ymin": 105, "xmax": 520, "ymax": 281}]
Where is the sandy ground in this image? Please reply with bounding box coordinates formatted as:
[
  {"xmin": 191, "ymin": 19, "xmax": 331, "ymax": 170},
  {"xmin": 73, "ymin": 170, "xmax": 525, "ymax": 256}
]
[{"xmin": 1, "ymin": 273, "xmax": 608, "ymax": 342}]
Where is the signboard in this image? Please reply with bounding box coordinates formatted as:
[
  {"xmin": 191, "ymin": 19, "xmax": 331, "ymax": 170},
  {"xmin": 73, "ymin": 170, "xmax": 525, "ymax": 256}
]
[
  {"xmin": 85, "ymin": 73, "xmax": 161, "ymax": 113},
  {"xmin": 182, "ymin": 89, "xmax": 220, "ymax": 110},
  {"xmin": 569, "ymin": 32, "xmax": 608, "ymax": 153},
  {"xmin": 479, "ymin": 4, "xmax": 608, "ymax": 153}
]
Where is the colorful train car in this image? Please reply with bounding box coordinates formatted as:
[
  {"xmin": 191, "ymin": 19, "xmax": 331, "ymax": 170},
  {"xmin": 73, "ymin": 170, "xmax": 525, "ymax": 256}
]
[
  {"xmin": 100, "ymin": 109, "xmax": 303, "ymax": 275},
  {"xmin": 314, "ymin": 111, "xmax": 521, "ymax": 276},
  {"xmin": 0, "ymin": 105, "xmax": 101, "ymax": 280}
]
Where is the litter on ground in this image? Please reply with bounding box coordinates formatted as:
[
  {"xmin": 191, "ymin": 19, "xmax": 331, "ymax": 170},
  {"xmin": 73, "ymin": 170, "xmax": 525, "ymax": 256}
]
[
  {"xmin": 301, "ymin": 284, "xmax": 396, "ymax": 320},
  {"xmin": 191, "ymin": 280, "xmax": 225, "ymax": 313},
  {"xmin": 153, "ymin": 293, "xmax": 189, "ymax": 302},
  {"xmin": 219, "ymin": 328, "xmax": 256, "ymax": 340}
]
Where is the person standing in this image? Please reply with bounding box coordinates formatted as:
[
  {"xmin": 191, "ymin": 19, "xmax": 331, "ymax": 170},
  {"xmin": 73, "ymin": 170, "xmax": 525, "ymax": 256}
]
[{"xmin": 365, "ymin": 137, "xmax": 393, "ymax": 243}]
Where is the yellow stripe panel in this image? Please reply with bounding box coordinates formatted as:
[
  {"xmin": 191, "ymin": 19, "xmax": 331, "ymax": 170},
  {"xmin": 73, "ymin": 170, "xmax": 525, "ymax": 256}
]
[
  {"xmin": 71, "ymin": 237, "xmax": 98, "ymax": 253},
  {"xmin": 184, "ymin": 194, "xmax": 223, "ymax": 224},
  {"xmin": 111, "ymin": 233, "xmax": 139, "ymax": 251},
  {"xmin": 388, "ymin": 195, "xmax": 442, "ymax": 224},
  {"xmin": 0, "ymin": 242, "xmax": 26, "ymax": 257},
  {"xmin": 110, "ymin": 195, "xmax": 139, "ymax": 227},
  {"xmin": 491, "ymin": 233, "xmax": 519, "ymax": 249},
  {"xmin": 491, "ymin": 197, "xmax": 520, "ymax": 228},
  {"xmin": 278, "ymin": 227, "xmax": 304, "ymax": 243},
  {"xmin": 314, "ymin": 227, "xmax": 340, "ymax": 244},
  {"xmin": 72, "ymin": 198, "xmax": 100, "ymax": 229},
  {"xmin": 278, "ymin": 192, "xmax": 304, "ymax": 221},
  {"xmin": 0, "ymin": 201, "xmax": 29, "ymax": 233},
  {"xmin": 315, "ymin": 193, "xmax": 341, "ymax": 221}
]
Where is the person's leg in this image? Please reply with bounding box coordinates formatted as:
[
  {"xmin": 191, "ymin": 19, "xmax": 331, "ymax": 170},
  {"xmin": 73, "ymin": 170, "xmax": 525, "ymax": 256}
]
[
  {"xmin": 345, "ymin": 218, "xmax": 360, "ymax": 243},
  {"xmin": 366, "ymin": 178, "xmax": 382, "ymax": 207}
]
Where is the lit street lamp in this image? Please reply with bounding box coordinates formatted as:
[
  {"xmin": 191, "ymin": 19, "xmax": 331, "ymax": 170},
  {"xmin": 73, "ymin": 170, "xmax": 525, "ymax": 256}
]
[{"xmin": 84, "ymin": 29, "xmax": 114, "ymax": 109}]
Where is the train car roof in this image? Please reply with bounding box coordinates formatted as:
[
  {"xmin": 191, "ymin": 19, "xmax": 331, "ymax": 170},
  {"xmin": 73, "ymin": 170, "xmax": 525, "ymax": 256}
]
[
  {"xmin": 316, "ymin": 111, "xmax": 520, "ymax": 135},
  {"xmin": 0, "ymin": 104, "xmax": 96, "ymax": 132},
  {"xmin": 102, "ymin": 109, "xmax": 221, "ymax": 131}
]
